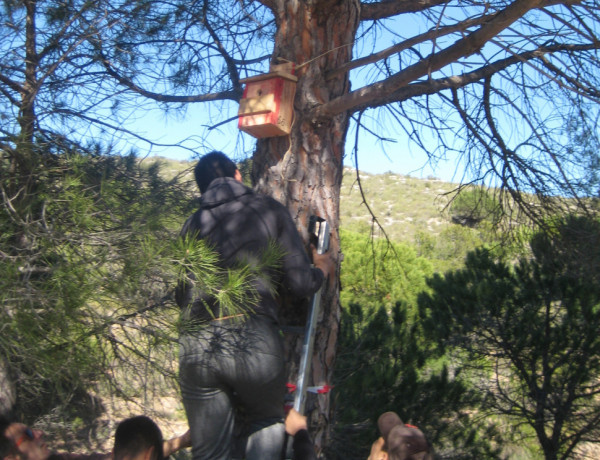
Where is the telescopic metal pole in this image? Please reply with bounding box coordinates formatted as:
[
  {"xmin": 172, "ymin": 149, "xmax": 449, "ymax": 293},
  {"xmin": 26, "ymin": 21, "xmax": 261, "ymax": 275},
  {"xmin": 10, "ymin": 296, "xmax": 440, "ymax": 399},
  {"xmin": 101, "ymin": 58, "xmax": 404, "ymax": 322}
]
[{"xmin": 293, "ymin": 216, "xmax": 330, "ymax": 414}]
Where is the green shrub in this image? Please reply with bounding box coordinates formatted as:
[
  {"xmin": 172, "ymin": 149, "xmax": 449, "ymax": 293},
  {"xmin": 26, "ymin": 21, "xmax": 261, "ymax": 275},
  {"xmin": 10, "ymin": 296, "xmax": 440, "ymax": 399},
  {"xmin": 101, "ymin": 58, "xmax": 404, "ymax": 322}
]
[
  {"xmin": 449, "ymin": 187, "xmax": 502, "ymax": 227},
  {"xmin": 332, "ymin": 230, "xmax": 500, "ymax": 459},
  {"xmin": 0, "ymin": 146, "xmax": 190, "ymax": 421}
]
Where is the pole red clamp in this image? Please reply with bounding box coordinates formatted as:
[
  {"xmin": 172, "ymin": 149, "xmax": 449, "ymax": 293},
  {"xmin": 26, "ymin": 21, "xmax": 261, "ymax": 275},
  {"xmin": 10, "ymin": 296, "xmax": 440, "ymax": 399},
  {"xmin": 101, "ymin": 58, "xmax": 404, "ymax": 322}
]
[{"xmin": 286, "ymin": 383, "xmax": 333, "ymax": 394}]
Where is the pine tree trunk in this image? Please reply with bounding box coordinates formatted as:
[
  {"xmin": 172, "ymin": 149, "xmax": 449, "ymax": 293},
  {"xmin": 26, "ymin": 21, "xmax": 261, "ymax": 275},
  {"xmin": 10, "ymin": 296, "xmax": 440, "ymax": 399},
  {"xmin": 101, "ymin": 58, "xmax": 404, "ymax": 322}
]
[
  {"xmin": 21, "ymin": 0, "xmax": 38, "ymax": 147},
  {"xmin": 251, "ymin": 0, "xmax": 359, "ymax": 453},
  {"xmin": 11, "ymin": 0, "xmax": 38, "ymax": 185}
]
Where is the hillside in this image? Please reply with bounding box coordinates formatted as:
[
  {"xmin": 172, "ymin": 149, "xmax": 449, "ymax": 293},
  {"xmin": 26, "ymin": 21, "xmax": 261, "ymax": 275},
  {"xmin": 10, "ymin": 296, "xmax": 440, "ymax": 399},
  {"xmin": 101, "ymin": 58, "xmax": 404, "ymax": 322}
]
[
  {"xmin": 145, "ymin": 156, "xmax": 461, "ymax": 246},
  {"xmin": 340, "ymin": 168, "xmax": 458, "ymax": 243}
]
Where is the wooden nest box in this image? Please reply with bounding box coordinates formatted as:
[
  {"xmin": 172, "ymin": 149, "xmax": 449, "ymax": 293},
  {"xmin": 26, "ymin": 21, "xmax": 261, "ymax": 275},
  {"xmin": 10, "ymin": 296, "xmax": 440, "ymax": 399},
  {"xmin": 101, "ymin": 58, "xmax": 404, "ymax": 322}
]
[{"xmin": 238, "ymin": 63, "xmax": 298, "ymax": 138}]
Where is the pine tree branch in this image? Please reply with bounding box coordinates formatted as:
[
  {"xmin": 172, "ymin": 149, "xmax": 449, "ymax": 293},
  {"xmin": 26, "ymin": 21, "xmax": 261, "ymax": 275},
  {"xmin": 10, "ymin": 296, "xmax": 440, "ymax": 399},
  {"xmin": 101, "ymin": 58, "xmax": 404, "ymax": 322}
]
[
  {"xmin": 314, "ymin": 0, "xmax": 596, "ymax": 118},
  {"xmin": 326, "ymin": 14, "xmax": 493, "ymax": 80},
  {"xmin": 360, "ymin": 0, "xmax": 449, "ymax": 21},
  {"xmin": 385, "ymin": 43, "xmax": 600, "ymax": 105},
  {"xmin": 99, "ymin": 54, "xmax": 242, "ymax": 103}
]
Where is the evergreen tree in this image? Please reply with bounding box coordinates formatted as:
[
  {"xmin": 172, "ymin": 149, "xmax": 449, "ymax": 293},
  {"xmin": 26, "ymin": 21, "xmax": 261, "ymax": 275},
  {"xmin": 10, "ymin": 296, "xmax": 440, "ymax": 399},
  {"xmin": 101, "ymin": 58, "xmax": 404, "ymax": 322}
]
[
  {"xmin": 333, "ymin": 230, "xmax": 500, "ymax": 459},
  {"xmin": 0, "ymin": 144, "xmax": 262, "ymax": 433},
  {"xmin": 419, "ymin": 216, "xmax": 600, "ymax": 460}
]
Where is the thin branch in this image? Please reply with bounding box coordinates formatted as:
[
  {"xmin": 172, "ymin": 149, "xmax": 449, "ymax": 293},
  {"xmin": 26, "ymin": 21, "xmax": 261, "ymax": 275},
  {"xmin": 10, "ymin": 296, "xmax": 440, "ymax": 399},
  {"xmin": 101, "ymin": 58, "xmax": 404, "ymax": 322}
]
[
  {"xmin": 51, "ymin": 107, "xmax": 202, "ymax": 155},
  {"xmin": 322, "ymin": 42, "xmax": 600, "ymax": 116},
  {"xmin": 326, "ymin": 13, "xmax": 493, "ymax": 80},
  {"xmin": 313, "ymin": 0, "xmax": 556, "ymax": 118},
  {"xmin": 202, "ymin": 0, "xmax": 241, "ymax": 89},
  {"xmin": 360, "ymin": 0, "xmax": 449, "ymax": 21},
  {"xmin": 100, "ymin": 55, "xmax": 242, "ymax": 102},
  {"xmin": 0, "ymin": 73, "xmax": 22, "ymax": 95},
  {"xmin": 350, "ymin": 111, "xmax": 407, "ymax": 268},
  {"xmin": 537, "ymin": 54, "xmax": 600, "ymax": 100},
  {"xmin": 205, "ymin": 114, "xmax": 239, "ymax": 130}
]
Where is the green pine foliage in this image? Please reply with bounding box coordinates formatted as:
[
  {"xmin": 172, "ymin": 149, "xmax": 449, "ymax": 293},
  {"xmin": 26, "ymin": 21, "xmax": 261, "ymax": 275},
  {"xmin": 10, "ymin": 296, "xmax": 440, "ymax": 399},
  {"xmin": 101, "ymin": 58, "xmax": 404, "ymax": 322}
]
[
  {"xmin": 1, "ymin": 146, "xmax": 182, "ymax": 419},
  {"xmin": 449, "ymin": 187, "xmax": 503, "ymax": 228},
  {"xmin": 332, "ymin": 229, "xmax": 501, "ymax": 459},
  {"xmin": 339, "ymin": 229, "xmax": 433, "ymax": 310},
  {"xmin": 414, "ymin": 224, "xmax": 487, "ymax": 273},
  {"xmin": 419, "ymin": 215, "xmax": 600, "ymax": 459},
  {"xmin": 0, "ymin": 145, "xmax": 262, "ymax": 428}
]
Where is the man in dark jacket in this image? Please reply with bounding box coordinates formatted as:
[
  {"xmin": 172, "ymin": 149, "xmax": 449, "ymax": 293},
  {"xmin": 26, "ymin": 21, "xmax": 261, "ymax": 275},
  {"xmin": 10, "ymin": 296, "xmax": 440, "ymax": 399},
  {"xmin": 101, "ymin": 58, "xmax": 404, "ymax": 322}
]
[{"xmin": 176, "ymin": 152, "xmax": 333, "ymax": 460}]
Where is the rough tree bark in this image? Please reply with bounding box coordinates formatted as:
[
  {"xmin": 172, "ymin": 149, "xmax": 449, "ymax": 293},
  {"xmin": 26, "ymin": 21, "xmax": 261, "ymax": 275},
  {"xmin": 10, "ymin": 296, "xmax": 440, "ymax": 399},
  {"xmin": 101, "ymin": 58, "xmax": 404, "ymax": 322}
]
[
  {"xmin": 251, "ymin": 0, "xmax": 359, "ymax": 452},
  {"xmin": 21, "ymin": 0, "xmax": 38, "ymax": 143},
  {"xmin": 9, "ymin": 0, "xmax": 39, "ymax": 189}
]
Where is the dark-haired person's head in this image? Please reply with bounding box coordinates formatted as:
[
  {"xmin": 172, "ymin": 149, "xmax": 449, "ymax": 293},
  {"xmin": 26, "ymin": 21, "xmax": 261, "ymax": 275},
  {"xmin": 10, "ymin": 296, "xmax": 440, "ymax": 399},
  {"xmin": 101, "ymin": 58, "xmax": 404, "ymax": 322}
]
[
  {"xmin": 113, "ymin": 416, "xmax": 163, "ymax": 460},
  {"xmin": 0, "ymin": 418, "xmax": 49, "ymax": 460},
  {"xmin": 369, "ymin": 412, "xmax": 433, "ymax": 460},
  {"xmin": 194, "ymin": 151, "xmax": 239, "ymax": 194}
]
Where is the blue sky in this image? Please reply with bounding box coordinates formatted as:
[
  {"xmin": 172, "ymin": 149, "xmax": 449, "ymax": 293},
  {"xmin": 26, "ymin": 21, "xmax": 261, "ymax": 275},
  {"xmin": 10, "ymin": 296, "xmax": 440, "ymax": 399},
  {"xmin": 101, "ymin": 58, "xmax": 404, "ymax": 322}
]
[
  {"xmin": 121, "ymin": 13, "xmax": 467, "ymax": 184},
  {"xmin": 128, "ymin": 97, "xmax": 462, "ymax": 183}
]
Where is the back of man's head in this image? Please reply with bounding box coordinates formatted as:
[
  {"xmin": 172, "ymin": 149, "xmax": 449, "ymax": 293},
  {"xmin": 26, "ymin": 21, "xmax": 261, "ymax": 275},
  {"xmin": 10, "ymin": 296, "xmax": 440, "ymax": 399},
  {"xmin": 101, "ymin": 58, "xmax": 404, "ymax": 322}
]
[
  {"xmin": 113, "ymin": 416, "xmax": 163, "ymax": 460},
  {"xmin": 194, "ymin": 151, "xmax": 238, "ymax": 194},
  {"xmin": 378, "ymin": 412, "xmax": 433, "ymax": 460}
]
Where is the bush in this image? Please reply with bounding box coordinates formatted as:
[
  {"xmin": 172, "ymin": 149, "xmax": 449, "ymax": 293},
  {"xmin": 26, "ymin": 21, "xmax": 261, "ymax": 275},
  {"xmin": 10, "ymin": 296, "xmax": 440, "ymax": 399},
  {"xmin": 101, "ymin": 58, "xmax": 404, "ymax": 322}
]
[
  {"xmin": 332, "ymin": 230, "xmax": 501, "ymax": 459},
  {"xmin": 419, "ymin": 215, "xmax": 600, "ymax": 459},
  {"xmin": 449, "ymin": 187, "xmax": 502, "ymax": 227},
  {"xmin": 0, "ymin": 145, "xmax": 191, "ymax": 422}
]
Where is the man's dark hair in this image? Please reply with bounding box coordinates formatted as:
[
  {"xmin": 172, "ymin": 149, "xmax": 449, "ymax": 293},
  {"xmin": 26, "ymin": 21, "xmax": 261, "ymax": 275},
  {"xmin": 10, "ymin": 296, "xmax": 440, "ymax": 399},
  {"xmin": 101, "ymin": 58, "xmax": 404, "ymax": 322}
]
[
  {"xmin": 113, "ymin": 416, "xmax": 163, "ymax": 460},
  {"xmin": 194, "ymin": 151, "xmax": 238, "ymax": 193},
  {"xmin": 0, "ymin": 416, "xmax": 13, "ymax": 459}
]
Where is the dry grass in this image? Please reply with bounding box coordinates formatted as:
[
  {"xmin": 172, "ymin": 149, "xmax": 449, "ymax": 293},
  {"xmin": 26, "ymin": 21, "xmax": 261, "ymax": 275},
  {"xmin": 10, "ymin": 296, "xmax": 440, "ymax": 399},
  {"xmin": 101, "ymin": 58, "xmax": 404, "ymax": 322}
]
[{"xmin": 340, "ymin": 168, "xmax": 458, "ymax": 243}]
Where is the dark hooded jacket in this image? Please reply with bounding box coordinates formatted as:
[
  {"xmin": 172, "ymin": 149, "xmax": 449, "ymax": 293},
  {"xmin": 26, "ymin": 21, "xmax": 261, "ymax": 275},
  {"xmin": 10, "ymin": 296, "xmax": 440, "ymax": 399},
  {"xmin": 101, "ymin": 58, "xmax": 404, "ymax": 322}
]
[{"xmin": 176, "ymin": 177, "xmax": 324, "ymax": 323}]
